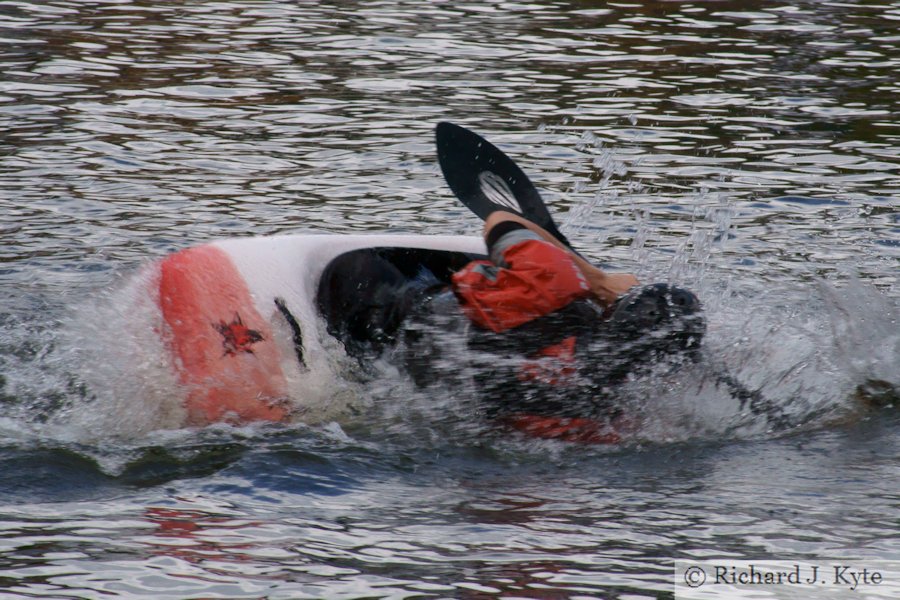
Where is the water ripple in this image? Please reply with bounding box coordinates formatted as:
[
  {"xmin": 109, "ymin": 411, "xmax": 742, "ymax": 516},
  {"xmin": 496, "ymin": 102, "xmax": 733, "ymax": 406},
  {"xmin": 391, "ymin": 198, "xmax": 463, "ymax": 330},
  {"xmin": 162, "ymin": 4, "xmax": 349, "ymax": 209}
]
[{"xmin": 1, "ymin": 0, "xmax": 898, "ymax": 597}]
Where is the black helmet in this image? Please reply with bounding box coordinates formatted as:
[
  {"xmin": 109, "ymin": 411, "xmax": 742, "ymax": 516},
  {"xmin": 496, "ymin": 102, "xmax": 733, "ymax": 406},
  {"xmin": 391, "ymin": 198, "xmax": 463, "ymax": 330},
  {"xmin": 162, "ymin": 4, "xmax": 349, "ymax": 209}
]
[{"xmin": 602, "ymin": 283, "xmax": 706, "ymax": 358}]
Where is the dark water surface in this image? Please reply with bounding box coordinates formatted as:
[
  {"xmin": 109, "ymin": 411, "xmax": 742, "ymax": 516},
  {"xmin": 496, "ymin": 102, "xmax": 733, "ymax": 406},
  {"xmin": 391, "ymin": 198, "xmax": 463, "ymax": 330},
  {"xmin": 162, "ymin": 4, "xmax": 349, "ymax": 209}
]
[{"xmin": 1, "ymin": 0, "xmax": 898, "ymax": 598}]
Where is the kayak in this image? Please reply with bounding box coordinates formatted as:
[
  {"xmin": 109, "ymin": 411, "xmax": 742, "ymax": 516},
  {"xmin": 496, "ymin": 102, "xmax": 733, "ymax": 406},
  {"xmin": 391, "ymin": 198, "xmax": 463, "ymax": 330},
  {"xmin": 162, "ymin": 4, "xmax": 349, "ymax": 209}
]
[{"xmin": 153, "ymin": 233, "xmax": 486, "ymax": 425}]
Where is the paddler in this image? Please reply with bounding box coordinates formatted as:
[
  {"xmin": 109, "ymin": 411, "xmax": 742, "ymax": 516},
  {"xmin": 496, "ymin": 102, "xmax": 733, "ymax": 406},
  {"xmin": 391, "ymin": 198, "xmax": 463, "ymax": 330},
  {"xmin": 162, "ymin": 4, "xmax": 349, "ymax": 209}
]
[{"xmin": 317, "ymin": 208, "xmax": 705, "ymax": 443}]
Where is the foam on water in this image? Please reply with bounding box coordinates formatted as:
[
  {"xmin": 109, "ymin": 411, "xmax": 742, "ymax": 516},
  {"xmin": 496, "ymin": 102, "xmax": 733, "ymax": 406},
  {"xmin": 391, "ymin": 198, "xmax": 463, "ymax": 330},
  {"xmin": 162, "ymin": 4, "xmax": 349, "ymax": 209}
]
[
  {"xmin": 0, "ymin": 268, "xmax": 366, "ymax": 454},
  {"xmin": 628, "ymin": 280, "xmax": 897, "ymax": 444},
  {"xmin": 59, "ymin": 265, "xmax": 187, "ymax": 437},
  {"xmin": 1, "ymin": 229, "xmax": 895, "ymax": 458},
  {"xmin": 0, "ymin": 122, "xmax": 894, "ymax": 454}
]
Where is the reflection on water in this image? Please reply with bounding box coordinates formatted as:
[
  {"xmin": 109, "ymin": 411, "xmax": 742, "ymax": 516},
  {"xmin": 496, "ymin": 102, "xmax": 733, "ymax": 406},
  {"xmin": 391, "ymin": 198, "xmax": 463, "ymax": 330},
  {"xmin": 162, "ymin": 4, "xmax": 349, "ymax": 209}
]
[
  {"xmin": 1, "ymin": 425, "xmax": 897, "ymax": 598},
  {"xmin": 0, "ymin": 0, "xmax": 898, "ymax": 598}
]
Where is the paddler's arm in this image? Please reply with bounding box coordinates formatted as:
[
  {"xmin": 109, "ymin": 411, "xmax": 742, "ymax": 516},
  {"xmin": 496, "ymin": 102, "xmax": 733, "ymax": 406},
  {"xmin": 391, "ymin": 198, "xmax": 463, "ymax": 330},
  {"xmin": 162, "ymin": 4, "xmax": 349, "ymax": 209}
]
[{"xmin": 483, "ymin": 210, "xmax": 639, "ymax": 308}]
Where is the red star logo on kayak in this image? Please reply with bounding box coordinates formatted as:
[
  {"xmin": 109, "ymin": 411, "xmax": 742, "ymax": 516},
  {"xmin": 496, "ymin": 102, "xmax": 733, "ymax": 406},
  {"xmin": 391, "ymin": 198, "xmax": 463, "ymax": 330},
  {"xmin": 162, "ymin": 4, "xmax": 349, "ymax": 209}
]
[{"xmin": 214, "ymin": 313, "xmax": 264, "ymax": 356}]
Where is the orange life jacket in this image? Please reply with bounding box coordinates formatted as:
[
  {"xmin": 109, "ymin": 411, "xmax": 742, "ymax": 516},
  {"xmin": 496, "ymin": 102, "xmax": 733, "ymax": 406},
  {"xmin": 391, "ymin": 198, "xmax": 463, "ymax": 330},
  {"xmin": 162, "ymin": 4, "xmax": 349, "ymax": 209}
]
[
  {"xmin": 451, "ymin": 235, "xmax": 592, "ymax": 332},
  {"xmin": 451, "ymin": 228, "xmax": 623, "ymax": 444}
]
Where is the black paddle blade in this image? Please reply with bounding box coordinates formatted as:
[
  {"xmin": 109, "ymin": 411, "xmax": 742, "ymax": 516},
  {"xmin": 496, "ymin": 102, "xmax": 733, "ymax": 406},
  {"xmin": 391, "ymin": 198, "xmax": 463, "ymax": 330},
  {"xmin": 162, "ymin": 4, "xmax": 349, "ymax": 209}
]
[{"xmin": 435, "ymin": 122, "xmax": 573, "ymax": 249}]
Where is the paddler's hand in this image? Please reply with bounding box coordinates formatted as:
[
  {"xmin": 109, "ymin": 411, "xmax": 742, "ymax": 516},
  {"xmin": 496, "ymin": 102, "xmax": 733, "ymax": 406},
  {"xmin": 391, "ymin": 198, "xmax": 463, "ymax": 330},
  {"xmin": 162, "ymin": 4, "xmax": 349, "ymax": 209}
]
[{"xmin": 583, "ymin": 269, "xmax": 639, "ymax": 308}]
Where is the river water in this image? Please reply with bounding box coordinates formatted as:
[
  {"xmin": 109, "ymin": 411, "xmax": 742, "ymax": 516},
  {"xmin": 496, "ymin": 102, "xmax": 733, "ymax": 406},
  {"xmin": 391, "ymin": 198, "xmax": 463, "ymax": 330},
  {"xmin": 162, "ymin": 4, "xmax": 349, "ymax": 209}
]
[{"xmin": 1, "ymin": 1, "xmax": 898, "ymax": 598}]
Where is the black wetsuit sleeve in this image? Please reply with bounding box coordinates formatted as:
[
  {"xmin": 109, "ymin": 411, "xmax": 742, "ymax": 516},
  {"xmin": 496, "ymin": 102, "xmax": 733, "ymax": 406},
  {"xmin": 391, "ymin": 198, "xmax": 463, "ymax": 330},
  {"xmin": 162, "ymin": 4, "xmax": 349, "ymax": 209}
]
[
  {"xmin": 485, "ymin": 221, "xmax": 527, "ymax": 255},
  {"xmin": 485, "ymin": 222, "xmax": 548, "ymax": 267}
]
